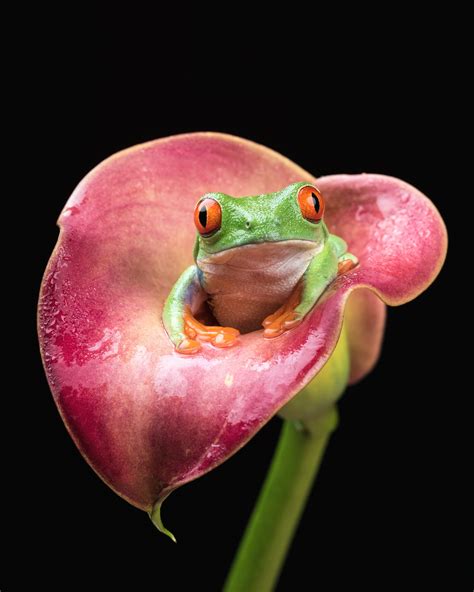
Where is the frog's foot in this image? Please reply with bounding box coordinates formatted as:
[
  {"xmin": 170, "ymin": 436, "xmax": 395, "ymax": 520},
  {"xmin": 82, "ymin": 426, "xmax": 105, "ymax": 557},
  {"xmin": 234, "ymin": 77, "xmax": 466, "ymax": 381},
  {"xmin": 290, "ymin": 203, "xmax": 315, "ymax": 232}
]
[
  {"xmin": 175, "ymin": 306, "xmax": 240, "ymax": 353},
  {"xmin": 262, "ymin": 283, "xmax": 304, "ymax": 339},
  {"xmin": 338, "ymin": 253, "xmax": 359, "ymax": 275}
]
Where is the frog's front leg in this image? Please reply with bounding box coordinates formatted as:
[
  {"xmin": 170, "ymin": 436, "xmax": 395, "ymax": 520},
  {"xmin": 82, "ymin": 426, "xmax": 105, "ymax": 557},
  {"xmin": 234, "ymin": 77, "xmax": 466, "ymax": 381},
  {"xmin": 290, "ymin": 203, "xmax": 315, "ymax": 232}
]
[
  {"xmin": 328, "ymin": 235, "xmax": 358, "ymax": 275},
  {"xmin": 263, "ymin": 237, "xmax": 358, "ymax": 339},
  {"xmin": 163, "ymin": 265, "xmax": 202, "ymax": 353},
  {"xmin": 163, "ymin": 265, "xmax": 240, "ymax": 354}
]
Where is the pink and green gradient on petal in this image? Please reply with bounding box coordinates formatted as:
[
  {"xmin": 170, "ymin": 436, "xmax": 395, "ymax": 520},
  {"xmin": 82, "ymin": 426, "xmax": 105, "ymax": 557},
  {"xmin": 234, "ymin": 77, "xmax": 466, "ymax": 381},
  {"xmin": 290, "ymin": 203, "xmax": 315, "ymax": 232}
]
[{"xmin": 38, "ymin": 133, "xmax": 447, "ymax": 521}]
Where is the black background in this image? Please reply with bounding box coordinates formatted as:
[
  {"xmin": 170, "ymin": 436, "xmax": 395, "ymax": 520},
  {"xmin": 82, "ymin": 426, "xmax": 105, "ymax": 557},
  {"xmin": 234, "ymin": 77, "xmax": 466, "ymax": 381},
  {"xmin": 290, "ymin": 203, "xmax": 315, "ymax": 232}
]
[{"xmin": 7, "ymin": 36, "xmax": 463, "ymax": 591}]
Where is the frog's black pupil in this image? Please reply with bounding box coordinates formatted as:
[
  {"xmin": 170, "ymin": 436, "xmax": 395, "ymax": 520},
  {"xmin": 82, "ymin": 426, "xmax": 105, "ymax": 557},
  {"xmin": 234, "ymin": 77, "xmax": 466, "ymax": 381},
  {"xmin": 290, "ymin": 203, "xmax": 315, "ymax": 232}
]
[
  {"xmin": 199, "ymin": 205, "xmax": 208, "ymax": 228},
  {"xmin": 311, "ymin": 192, "xmax": 320, "ymax": 213}
]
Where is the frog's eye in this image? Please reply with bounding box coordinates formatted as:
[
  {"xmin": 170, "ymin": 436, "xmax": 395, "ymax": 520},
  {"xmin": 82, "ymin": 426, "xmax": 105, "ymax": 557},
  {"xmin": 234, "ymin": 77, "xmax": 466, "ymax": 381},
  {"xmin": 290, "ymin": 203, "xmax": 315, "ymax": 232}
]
[
  {"xmin": 194, "ymin": 197, "xmax": 222, "ymax": 236},
  {"xmin": 297, "ymin": 185, "xmax": 325, "ymax": 223}
]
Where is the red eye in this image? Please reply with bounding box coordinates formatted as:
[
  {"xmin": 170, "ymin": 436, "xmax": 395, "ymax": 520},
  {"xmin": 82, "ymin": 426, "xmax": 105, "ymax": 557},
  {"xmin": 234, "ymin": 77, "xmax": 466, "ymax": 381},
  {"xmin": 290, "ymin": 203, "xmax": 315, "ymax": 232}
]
[
  {"xmin": 194, "ymin": 197, "xmax": 222, "ymax": 236},
  {"xmin": 297, "ymin": 185, "xmax": 325, "ymax": 223}
]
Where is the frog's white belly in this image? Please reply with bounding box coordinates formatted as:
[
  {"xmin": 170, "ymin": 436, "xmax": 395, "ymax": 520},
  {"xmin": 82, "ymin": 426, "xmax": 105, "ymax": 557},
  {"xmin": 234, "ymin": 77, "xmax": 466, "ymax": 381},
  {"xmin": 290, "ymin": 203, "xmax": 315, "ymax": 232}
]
[{"xmin": 198, "ymin": 240, "xmax": 320, "ymax": 333}]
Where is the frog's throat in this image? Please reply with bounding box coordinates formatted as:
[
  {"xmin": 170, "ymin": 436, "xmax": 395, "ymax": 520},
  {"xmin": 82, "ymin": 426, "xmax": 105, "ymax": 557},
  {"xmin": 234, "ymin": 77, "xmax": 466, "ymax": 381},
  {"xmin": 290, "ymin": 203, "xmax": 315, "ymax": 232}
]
[{"xmin": 197, "ymin": 240, "xmax": 321, "ymax": 333}]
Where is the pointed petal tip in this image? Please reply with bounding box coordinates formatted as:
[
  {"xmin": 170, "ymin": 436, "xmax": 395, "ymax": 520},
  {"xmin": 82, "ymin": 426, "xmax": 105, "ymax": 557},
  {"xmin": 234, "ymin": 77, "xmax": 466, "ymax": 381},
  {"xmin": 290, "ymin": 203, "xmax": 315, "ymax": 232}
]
[{"xmin": 150, "ymin": 500, "xmax": 177, "ymax": 543}]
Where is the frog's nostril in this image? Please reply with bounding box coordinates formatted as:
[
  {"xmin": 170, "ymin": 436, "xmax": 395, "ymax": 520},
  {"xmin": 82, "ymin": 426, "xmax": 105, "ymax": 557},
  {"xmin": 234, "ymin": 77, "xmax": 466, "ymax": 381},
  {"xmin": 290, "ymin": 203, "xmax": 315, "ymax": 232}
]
[{"xmin": 245, "ymin": 220, "xmax": 251, "ymax": 229}]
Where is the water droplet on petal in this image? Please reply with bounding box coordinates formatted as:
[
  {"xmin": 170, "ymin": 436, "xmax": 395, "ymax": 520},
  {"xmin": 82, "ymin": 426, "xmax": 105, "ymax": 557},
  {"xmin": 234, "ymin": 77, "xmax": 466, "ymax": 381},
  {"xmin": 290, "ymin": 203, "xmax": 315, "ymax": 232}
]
[
  {"xmin": 400, "ymin": 192, "xmax": 410, "ymax": 204},
  {"xmin": 355, "ymin": 205, "xmax": 366, "ymax": 221}
]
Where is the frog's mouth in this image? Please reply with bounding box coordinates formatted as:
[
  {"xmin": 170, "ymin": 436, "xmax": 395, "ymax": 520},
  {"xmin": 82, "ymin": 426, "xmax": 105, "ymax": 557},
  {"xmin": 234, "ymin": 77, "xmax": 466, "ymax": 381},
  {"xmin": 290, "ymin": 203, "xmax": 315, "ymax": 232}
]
[{"xmin": 199, "ymin": 239, "xmax": 321, "ymax": 271}]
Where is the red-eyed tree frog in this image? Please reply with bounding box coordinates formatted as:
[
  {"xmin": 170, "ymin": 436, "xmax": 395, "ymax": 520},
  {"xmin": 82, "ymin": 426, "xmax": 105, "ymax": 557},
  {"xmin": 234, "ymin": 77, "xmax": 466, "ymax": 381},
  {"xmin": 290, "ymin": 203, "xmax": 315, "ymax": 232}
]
[{"xmin": 163, "ymin": 182, "xmax": 358, "ymax": 354}]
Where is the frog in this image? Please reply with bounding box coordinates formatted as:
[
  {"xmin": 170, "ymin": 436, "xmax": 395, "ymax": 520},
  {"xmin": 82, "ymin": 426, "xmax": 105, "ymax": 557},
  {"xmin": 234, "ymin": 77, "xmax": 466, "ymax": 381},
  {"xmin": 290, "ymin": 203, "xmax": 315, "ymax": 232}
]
[{"xmin": 163, "ymin": 181, "xmax": 358, "ymax": 354}]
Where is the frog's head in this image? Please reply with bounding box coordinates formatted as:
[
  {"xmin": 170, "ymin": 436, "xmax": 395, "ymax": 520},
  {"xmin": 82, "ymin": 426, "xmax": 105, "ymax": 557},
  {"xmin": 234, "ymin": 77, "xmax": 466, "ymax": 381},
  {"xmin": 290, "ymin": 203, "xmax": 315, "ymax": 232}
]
[{"xmin": 193, "ymin": 182, "xmax": 329, "ymax": 256}]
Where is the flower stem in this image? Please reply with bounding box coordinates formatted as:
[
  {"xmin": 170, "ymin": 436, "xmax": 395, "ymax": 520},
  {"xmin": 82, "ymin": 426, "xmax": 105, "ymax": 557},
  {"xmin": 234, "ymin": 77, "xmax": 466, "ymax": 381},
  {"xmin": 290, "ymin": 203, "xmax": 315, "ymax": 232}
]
[{"xmin": 223, "ymin": 407, "xmax": 338, "ymax": 592}]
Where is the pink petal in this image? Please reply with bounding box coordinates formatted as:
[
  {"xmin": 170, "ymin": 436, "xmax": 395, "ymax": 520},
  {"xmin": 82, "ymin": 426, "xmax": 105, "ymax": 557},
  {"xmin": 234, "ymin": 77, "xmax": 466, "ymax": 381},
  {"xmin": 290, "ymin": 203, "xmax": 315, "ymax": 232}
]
[
  {"xmin": 318, "ymin": 173, "xmax": 447, "ymax": 383},
  {"xmin": 38, "ymin": 133, "xmax": 447, "ymax": 512},
  {"xmin": 344, "ymin": 290, "xmax": 386, "ymax": 384}
]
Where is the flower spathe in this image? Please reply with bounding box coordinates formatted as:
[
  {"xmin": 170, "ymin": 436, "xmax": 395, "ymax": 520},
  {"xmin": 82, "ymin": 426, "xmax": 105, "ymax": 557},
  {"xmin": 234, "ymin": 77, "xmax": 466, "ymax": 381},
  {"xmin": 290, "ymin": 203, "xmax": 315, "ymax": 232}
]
[{"xmin": 38, "ymin": 133, "xmax": 447, "ymax": 526}]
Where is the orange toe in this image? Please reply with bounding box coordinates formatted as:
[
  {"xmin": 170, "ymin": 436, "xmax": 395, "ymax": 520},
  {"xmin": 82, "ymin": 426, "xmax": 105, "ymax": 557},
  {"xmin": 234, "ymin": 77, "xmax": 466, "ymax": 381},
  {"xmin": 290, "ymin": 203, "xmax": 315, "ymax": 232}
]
[
  {"xmin": 282, "ymin": 311, "xmax": 303, "ymax": 329},
  {"xmin": 179, "ymin": 306, "xmax": 240, "ymax": 351},
  {"xmin": 212, "ymin": 330, "xmax": 239, "ymax": 348},
  {"xmin": 262, "ymin": 303, "xmax": 287, "ymax": 328},
  {"xmin": 262, "ymin": 283, "xmax": 303, "ymax": 339},
  {"xmin": 176, "ymin": 337, "xmax": 201, "ymax": 354},
  {"xmin": 338, "ymin": 259, "xmax": 356, "ymax": 275}
]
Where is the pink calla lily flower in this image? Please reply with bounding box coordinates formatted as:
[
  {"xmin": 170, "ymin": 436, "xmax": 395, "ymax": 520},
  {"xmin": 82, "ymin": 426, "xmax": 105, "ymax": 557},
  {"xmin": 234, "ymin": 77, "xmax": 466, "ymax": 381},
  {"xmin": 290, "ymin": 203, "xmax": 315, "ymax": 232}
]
[{"xmin": 38, "ymin": 133, "xmax": 447, "ymax": 531}]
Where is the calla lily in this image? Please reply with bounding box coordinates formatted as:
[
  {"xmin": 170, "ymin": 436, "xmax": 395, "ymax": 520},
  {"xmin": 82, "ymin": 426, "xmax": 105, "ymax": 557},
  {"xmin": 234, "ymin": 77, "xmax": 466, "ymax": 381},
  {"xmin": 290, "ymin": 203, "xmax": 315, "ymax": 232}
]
[{"xmin": 38, "ymin": 132, "xmax": 447, "ymax": 536}]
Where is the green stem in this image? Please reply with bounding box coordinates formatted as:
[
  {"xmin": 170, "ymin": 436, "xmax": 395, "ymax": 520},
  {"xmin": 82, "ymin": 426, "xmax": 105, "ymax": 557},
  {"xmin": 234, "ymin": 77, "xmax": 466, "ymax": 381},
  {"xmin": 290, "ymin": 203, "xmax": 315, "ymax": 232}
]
[{"xmin": 223, "ymin": 408, "xmax": 338, "ymax": 592}]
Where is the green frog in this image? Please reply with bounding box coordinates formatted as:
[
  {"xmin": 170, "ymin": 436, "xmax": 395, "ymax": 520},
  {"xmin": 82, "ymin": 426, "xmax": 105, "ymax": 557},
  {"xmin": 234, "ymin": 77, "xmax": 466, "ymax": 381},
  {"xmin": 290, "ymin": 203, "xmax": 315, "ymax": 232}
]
[{"xmin": 163, "ymin": 182, "xmax": 357, "ymax": 354}]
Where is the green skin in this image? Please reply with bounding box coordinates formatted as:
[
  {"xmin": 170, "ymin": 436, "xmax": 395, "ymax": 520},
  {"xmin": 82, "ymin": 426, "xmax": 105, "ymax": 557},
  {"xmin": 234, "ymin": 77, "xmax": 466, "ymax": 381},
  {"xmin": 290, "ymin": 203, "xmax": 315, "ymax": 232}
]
[{"xmin": 163, "ymin": 182, "xmax": 357, "ymax": 347}]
